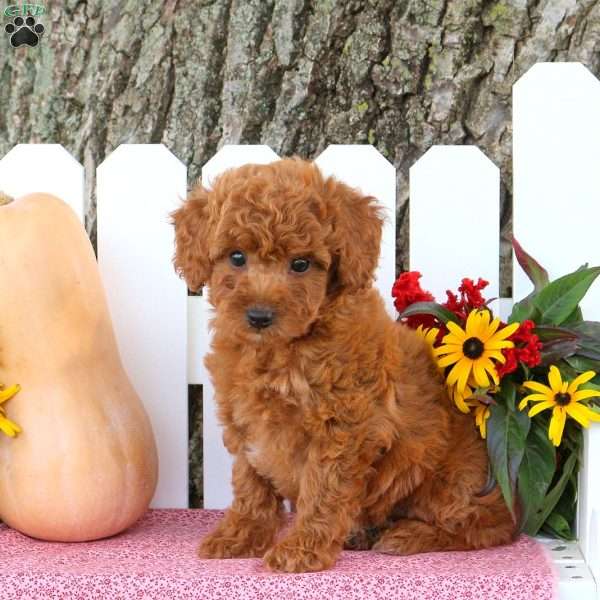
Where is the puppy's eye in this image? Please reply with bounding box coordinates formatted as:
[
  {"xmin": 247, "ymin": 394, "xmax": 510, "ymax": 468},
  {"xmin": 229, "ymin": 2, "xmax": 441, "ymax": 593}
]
[
  {"xmin": 290, "ymin": 257, "xmax": 310, "ymax": 273},
  {"xmin": 229, "ymin": 250, "xmax": 246, "ymax": 267}
]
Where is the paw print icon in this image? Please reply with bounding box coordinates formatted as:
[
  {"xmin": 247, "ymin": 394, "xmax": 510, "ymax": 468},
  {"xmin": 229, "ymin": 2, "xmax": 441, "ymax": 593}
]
[{"xmin": 5, "ymin": 16, "xmax": 44, "ymax": 47}]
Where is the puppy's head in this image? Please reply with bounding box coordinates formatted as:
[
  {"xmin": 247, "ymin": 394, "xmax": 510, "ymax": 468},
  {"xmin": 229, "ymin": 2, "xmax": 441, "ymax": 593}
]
[{"xmin": 171, "ymin": 158, "xmax": 383, "ymax": 343}]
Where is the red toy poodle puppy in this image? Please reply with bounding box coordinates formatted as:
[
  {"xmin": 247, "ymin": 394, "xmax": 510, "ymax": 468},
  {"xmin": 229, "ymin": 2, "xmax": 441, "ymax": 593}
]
[{"xmin": 171, "ymin": 157, "xmax": 516, "ymax": 573}]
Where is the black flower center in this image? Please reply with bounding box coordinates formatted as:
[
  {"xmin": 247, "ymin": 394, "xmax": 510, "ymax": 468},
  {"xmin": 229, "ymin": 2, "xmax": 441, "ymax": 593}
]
[
  {"xmin": 554, "ymin": 392, "xmax": 571, "ymax": 406},
  {"xmin": 463, "ymin": 337, "xmax": 484, "ymax": 359}
]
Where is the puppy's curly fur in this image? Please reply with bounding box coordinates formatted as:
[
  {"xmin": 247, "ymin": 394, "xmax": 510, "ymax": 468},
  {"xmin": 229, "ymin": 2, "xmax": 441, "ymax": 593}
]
[{"xmin": 171, "ymin": 158, "xmax": 516, "ymax": 573}]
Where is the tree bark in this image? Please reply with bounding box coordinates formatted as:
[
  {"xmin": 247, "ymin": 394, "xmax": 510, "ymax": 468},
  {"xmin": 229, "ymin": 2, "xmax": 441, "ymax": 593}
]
[{"xmin": 2, "ymin": 0, "xmax": 599, "ymax": 506}]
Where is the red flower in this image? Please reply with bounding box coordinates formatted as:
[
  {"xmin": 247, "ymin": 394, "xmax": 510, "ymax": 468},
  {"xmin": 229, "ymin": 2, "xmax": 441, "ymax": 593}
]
[
  {"xmin": 442, "ymin": 278, "xmax": 489, "ymax": 321},
  {"xmin": 392, "ymin": 273, "xmax": 492, "ymax": 332},
  {"xmin": 459, "ymin": 277, "xmax": 489, "ymax": 308},
  {"xmin": 392, "ymin": 271, "xmax": 434, "ymax": 311},
  {"xmin": 392, "ymin": 271, "xmax": 437, "ymax": 329},
  {"xmin": 444, "ymin": 290, "xmax": 463, "ymax": 316},
  {"xmin": 496, "ymin": 348, "xmax": 519, "ymax": 378},
  {"xmin": 496, "ymin": 319, "xmax": 542, "ymax": 377}
]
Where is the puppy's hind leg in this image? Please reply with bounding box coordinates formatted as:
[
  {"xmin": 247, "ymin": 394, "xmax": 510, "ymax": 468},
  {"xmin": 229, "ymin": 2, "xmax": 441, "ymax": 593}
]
[
  {"xmin": 373, "ymin": 518, "xmax": 463, "ymax": 555},
  {"xmin": 373, "ymin": 490, "xmax": 516, "ymax": 555}
]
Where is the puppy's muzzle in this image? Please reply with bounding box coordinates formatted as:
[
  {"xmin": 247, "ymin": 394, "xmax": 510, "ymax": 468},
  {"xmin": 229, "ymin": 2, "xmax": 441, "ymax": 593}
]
[{"xmin": 246, "ymin": 307, "xmax": 275, "ymax": 330}]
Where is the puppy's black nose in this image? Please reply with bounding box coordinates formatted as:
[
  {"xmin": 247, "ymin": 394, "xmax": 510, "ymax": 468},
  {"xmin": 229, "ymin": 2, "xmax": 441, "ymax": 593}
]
[{"xmin": 246, "ymin": 307, "xmax": 274, "ymax": 329}]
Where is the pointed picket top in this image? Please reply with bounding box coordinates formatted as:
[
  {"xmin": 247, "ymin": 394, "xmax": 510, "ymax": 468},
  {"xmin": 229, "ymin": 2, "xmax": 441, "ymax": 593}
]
[
  {"xmin": 409, "ymin": 145, "xmax": 500, "ymax": 306},
  {"xmin": 201, "ymin": 144, "xmax": 279, "ymax": 188},
  {"xmin": 315, "ymin": 145, "xmax": 397, "ymax": 316},
  {"xmin": 513, "ymin": 62, "xmax": 600, "ymax": 564},
  {"xmin": 513, "ymin": 61, "xmax": 599, "ymax": 95},
  {"xmin": 0, "ymin": 144, "xmax": 84, "ymax": 221},
  {"xmin": 97, "ymin": 144, "xmax": 188, "ymax": 509},
  {"xmin": 513, "ymin": 62, "xmax": 600, "ymax": 319},
  {"xmin": 98, "ymin": 143, "xmax": 184, "ymax": 195}
]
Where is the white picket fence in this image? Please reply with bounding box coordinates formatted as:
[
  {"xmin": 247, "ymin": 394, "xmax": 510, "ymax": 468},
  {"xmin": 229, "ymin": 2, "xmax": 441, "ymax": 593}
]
[{"xmin": 1, "ymin": 62, "xmax": 599, "ymax": 598}]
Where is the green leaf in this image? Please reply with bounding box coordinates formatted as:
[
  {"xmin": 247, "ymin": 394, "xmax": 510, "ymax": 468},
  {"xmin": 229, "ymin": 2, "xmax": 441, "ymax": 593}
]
[
  {"xmin": 512, "ymin": 237, "xmax": 549, "ymax": 292},
  {"xmin": 507, "ymin": 240, "xmax": 557, "ymax": 324},
  {"xmin": 572, "ymin": 324, "xmax": 600, "ymax": 360},
  {"xmin": 518, "ymin": 423, "xmax": 556, "ymax": 535},
  {"xmin": 539, "ymin": 339, "xmax": 579, "ymax": 366},
  {"xmin": 533, "ymin": 326, "xmax": 579, "ymax": 343},
  {"xmin": 542, "ymin": 512, "xmax": 575, "ymax": 541},
  {"xmin": 534, "ymin": 327, "xmax": 581, "ymax": 365},
  {"xmin": 569, "ymin": 321, "xmax": 600, "ymax": 339},
  {"xmin": 578, "ymin": 343, "xmax": 600, "ymax": 361},
  {"xmin": 547, "ymin": 466, "xmax": 578, "ymax": 540},
  {"xmin": 541, "ymin": 459, "xmax": 578, "ymax": 541},
  {"xmin": 502, "ymin": 379, "xmax": 518, "ymax": 411},
  {"xmin": 487, "ymin": 392, "xmax": 531, "ymax": 519},
  {"xmin": 562, "ymin": 306, "xmax": 583, "ymax": 325},
  {"xmin": 533, "ymin": 267, "xmax": 600, "ymax": 325},
  {"xmin": 396, "ymin": 301, "xmax": 460, "ymax": 325},
  {"xmin": 529, "ymin": 450, "xmax": 578, "ymax": 534},
  {"xmin": 561, "ymin": 419, "xmax": 585, "ymax": 455},
  {"xmin": 565, "ymin": 355, "xmax": 600, "ymax": 374},
  {"xmin": 508, "ymin": 294, "xmax": 540, "ymax": 324},
  {"xmin": 557, "ymin": 360, "xmax": 580, "ymax": 381}
]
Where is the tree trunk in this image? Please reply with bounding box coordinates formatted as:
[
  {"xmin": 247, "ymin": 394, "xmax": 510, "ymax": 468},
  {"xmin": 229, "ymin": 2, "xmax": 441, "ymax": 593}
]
[{"xmin": 2, "ymin": 0, "xmax": 599, "ymax": 506}]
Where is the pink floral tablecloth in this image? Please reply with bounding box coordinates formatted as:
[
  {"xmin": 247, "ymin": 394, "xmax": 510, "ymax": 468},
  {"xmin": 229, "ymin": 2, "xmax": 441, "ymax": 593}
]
[{"xmin": 0, "ymin": 509, "xmax": 556, "ymax": 599}]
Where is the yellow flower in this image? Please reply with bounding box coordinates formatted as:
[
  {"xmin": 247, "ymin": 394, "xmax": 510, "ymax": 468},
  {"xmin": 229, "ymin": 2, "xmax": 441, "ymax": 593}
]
[
  {"xmin": 434, "ymin": 310, "xmax": 519, "ymax": 393},
  {"xmin": 450, "ymin": 382, "xmax": 472, "ymax": 414},
  {"xmin": 0, "ymin": 409, "xmax": 20, "ymax": 437},
  {"xmin": 416, "ymin": 324, "xmax": 441, "ymax": 366},
  {"xmin": 519, "ymin": 366, "xmax": 600, "ymax": 446},
  {"xmin": 0, "ymin": 383, "xmax": 20, "ymax": 403},
  {"xmin": 464, "ymin": 395, "xmax": 492, "ymax": 439},
  {"xmin": 416, "ymin": 324, "xmax": 439, "ymax": 350},
  {"xmin": 448, "ymin": 383, "xmax": 492, "ymax": 437},
  {"xmin": 0, "ymin": 384, "xmax": 21, "ymax": 438}
]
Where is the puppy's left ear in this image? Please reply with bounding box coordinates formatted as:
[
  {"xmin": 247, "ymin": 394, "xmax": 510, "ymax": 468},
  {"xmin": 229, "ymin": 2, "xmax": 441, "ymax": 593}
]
[{"xmin": 324, "ymin": 177, "xmax": 385, "ymax": 294}]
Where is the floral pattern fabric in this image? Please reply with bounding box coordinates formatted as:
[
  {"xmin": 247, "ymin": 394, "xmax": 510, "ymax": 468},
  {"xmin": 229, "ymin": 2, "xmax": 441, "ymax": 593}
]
[{"xmin": 0, "ymin": 509, "xmax": 557, "ymax": 599}]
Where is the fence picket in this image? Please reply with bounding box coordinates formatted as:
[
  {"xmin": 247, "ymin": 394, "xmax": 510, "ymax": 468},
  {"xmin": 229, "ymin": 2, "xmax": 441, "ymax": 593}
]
[
  {"xmin": 409, "ymin": 146, "xmax": 500, "ymax": 308},
  {"xmin": 97, "ymin": 144, "xmax": 188, "ymax": 508},
  {"xmin": 199, "ymin": 145, "xmax": 279, "ymax": 509},
  {"xmin": 0, "ymin": 144, "xmax": 84, "ymax": 221},
  {"xmin": 513, "ymin": 62, "xmax": 600, "ymax": 569},
  {"xmin": 202, "ymin": 144, "xmax": 280, "ymax": 189},
  {"xmin": 315, "ymin": 145, "xmax": 396, "ymax": 316}
]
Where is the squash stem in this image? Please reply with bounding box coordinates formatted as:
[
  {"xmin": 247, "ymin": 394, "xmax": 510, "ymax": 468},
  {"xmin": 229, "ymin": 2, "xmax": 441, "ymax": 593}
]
[{"xmin": 0, "ymin": 192, "xmax": 14, "ymax": 206}]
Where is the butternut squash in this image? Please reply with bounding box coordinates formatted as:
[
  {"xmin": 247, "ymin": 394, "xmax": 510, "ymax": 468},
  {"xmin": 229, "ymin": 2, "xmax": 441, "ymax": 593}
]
[{"xmin": 0, "ymin": 193, "xmax": 158, "ymax": 542}]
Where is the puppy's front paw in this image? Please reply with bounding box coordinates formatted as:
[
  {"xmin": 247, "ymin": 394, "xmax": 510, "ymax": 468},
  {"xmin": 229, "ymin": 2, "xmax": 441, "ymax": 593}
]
[
  {"xmin": 198, "ymin": 529, "xmax": 269, "ymax": 559},
  {"xmin": 263, "ymin": 538, "xmax": 337, "ymax": 573}
]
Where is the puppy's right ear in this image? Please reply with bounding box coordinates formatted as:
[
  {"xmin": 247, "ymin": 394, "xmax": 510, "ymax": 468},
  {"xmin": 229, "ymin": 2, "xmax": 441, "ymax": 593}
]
[{"xmin": 170, "ymin": 185, "xmax": 212, "ymax": 293}]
